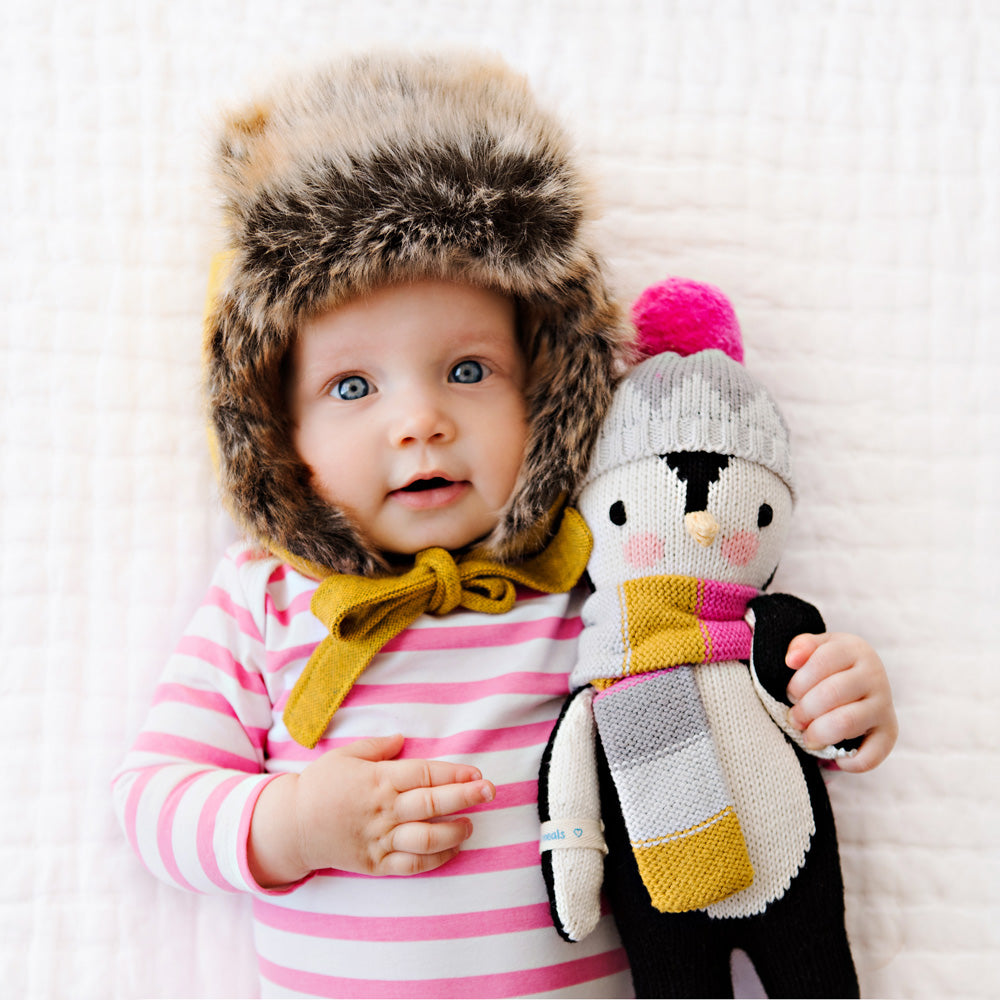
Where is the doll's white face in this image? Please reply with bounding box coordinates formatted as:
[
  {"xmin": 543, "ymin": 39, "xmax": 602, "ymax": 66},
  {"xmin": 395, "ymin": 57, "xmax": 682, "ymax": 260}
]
[{"xmin": 578, "ymin": 453, "xmax": 793, "ymax": 589}]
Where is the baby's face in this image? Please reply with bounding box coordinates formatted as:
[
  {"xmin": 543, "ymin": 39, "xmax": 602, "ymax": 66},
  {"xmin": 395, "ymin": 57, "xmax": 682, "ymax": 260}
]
[{"xmin": 289, "ymin": 278, "xmax": 528, "ymax": 557}]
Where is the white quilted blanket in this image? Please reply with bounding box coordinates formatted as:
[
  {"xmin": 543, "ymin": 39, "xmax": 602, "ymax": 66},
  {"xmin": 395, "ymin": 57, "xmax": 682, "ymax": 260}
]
[{"xmin": 2, "ymin": 1, "xmax": 996, "ymax": 997}]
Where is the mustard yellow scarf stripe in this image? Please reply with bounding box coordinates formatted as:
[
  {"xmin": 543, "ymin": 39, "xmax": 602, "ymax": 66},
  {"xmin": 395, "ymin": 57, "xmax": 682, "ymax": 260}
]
[
  {"xmin": 591, "ymin": 576, "xmax": 709, "ymax": 691},
  {"xmin": 621, "ymin": 574, "xmax": 708, "ymax": 676},
  {"xmin": 283, "ymin": 509, "xmax": 593, "ymax": 748}
]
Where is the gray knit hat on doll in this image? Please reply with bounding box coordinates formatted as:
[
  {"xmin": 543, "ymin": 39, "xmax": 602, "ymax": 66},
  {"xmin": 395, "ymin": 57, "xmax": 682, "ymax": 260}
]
[
  {"xmin": 583, "ymin": 277, "xmax": 794, "ymax": 497},
  {"xmin": 204, "ymin": 51, "xmax": 632, "ymax": 576}
]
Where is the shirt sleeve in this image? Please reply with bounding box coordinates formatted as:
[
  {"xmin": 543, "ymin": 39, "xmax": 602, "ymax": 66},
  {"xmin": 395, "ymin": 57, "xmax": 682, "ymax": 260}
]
[{"xmin": 112, "ymin": 548, "xmax": 293, "ymax": 895}]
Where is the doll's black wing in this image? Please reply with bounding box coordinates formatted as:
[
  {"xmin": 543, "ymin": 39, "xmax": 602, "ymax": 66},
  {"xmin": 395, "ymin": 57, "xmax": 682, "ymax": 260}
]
[{"xmin": 747, "ymin": 593, "xmax": 864, "ymax": 755}]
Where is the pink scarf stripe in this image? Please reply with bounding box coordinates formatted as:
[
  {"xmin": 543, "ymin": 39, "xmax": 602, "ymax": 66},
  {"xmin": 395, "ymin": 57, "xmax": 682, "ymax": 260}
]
[
  {"xmin": 701, "ymin": 618, "xmax": 754, "ymax": 662},
  {"xmin": 695, "ymin": 578, "xmax": 757, "ymax": 663},
  {"xmin": 696, "ymin": 579, "xmax": 760, "ymax": 619}
]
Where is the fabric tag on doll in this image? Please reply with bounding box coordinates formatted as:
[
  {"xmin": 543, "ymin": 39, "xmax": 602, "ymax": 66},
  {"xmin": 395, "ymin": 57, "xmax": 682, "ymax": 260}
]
[{"xmin": 539, "ymin": 820, "xmax": 608, "ymax": 854}]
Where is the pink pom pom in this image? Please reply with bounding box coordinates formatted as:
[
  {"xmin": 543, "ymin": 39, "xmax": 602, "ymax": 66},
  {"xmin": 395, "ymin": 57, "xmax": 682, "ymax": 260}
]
[{"xmin": 631, "ymin": 277, "xmax": 744, "ymax": 364}]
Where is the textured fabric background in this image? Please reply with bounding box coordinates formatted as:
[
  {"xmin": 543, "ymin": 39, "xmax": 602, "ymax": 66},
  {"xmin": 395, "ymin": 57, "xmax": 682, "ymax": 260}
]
[{"xmin": 2, "ymin": 1, "xmax": 996, "ymax": 997}]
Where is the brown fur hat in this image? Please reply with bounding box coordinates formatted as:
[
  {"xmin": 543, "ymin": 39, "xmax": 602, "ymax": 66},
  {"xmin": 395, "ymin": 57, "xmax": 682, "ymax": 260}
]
[{"xmin": 206, "ymin": 51, "xmax": 633, "ymax": 575}]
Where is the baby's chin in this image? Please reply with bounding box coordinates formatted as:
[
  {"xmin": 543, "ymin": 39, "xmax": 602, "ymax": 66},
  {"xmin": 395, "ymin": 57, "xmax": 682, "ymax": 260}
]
[{"xmin": 374, "ymin": 520, "xmax": 501, "ymax": 563}]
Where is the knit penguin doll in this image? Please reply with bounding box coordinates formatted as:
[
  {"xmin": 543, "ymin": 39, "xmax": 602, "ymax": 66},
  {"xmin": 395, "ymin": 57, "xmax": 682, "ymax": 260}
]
[{"xmin": 538, "ymin": 278, "xmax": 861, "ymax": 998}]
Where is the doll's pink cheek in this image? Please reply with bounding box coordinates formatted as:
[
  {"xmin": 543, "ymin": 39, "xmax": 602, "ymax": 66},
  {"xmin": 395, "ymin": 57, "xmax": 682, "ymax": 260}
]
[
  {"xmin": 721, "ymin": 531, "xmax": 759, "ymax": 566},
  {"xmin": 623, "ymin": 532, "xmax": 664, "ymax": 568}
]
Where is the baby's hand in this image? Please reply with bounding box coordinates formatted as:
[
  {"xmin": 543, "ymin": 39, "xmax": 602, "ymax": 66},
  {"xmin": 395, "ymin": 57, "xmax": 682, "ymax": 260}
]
[
  {"xmin": 785, "ymin": 633, "xmax": 898, "ymax": 773},
  {"xmin": 248, "ymin": 733, "xmax": 494, "ymax": 887}
]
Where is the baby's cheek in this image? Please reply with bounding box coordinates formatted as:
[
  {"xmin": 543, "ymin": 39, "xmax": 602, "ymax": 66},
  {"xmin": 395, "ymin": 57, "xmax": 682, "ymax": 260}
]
[
  {"xmin": 720, "ymin": 531, "xmax": 759, "ymax": 566},
  {"xmin": 623, "ymin": 532, "xmax": 664, "ymax": 569}
]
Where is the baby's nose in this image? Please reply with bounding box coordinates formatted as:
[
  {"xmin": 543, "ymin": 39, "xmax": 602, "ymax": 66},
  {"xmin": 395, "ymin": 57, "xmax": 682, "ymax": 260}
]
[{"xmin": 390, "ymin": 391, "xmax": 456, "ymax": 446}]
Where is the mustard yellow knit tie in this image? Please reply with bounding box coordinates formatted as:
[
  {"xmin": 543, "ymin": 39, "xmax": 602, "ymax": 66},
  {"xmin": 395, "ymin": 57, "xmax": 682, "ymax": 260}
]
[{"xmin": 283, "ymin": 508, "xmax": 593, "ymax": 748}]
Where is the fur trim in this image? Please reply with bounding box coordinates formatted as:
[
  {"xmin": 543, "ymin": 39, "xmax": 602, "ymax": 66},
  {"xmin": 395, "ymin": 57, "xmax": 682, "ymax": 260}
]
[{"xmin": 207, "ymin": 51, "xmax": 633, "ymax": 574}]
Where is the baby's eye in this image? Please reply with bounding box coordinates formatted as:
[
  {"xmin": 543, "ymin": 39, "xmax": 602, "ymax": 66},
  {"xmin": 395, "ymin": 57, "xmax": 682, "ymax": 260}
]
[
  {"xmin": 449, "ymin": 360, "xmax": 489, "ymax": 384},
  {"xmin": 757, "ymin": 503, "xmax": 773, "ymax": 528},
  {"xmin": 609, "ymin": 501, "xmax": 627, "ymax": 525},
  {"xmin": 332, "ymin": 375, "xmax": 371, "ymax": 400}
]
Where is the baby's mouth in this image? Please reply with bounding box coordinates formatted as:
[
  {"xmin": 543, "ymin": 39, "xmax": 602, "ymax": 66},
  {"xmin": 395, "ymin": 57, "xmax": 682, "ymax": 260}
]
[
  {"xmin": 399, "ymin": 477, "xmax": 454, "ymax": 493},
  {"xmin": 391, "ymin": 477, "xmax": 468, "ymax": 509}
]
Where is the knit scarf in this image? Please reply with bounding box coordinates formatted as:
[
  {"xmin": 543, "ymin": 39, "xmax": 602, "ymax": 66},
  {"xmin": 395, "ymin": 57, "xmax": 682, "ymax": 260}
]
[
  {"xmin": 283, "ymin": 508, "xmax": 593, "ymax": 749},
  {"xmin": 574, "ymin": 575, "xmax": 759, "ymax": 912}
]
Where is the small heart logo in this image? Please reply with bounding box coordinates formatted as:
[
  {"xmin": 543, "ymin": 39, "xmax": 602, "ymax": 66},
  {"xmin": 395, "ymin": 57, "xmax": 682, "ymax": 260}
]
[{"xmin": 573, "ymin": 828, "xmax": 583, "ymax": 838}]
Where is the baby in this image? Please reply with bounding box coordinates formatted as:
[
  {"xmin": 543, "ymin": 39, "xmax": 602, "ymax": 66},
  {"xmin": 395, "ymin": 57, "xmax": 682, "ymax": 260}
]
[{"xmin": 114, "ymin": 52, "xmax": 897, "ymax": 998}]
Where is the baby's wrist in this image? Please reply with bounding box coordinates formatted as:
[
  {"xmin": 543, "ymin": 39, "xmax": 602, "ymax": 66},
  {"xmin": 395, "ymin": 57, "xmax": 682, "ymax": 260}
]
[{"xmin": 248, "ymin": 772, "xmax": 312, "ymax": 888}]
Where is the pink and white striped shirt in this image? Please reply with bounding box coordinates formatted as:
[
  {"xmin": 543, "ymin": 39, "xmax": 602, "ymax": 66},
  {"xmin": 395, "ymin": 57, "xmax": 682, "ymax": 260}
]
[{"xmin": 113, "ymin": 542, "xmax": 631, "ymax": 998}]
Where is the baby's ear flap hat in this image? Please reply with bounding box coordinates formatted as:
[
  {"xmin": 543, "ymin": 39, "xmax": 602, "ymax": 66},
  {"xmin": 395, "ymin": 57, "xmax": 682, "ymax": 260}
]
[
  {"xmin": 584, "ymin": 276, "xmax": 794, "ymax": 498},
  {"xmin": 206, "ymin": 51, "xmax": 632, "ymax": 575}
]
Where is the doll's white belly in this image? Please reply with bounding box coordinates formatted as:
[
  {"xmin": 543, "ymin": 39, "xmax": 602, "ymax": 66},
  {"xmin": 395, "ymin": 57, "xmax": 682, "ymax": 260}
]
[{"xmin": 695, "ymin": 660, "xmax": 814, "ymax": 918}]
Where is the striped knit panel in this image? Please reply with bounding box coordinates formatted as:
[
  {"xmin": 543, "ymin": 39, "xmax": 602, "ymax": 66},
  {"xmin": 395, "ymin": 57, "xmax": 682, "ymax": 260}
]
[
  {"xmin": 113, "ymin": 543, "xmax": 631, "ymax": 999},
  {"xmin": 572, "ymin": 576, "xmax": 758, "ymax": 690},
  {"xmin": 695, "ymin": 579, "xmax": 760, "ymax": 662},
  {"xmin": 619, "ymin": 576, "xmax": 758, "ymax": 678},
  {"xmin": 593, "ymin": 668, "xmax": 753, "ymax": 912}
]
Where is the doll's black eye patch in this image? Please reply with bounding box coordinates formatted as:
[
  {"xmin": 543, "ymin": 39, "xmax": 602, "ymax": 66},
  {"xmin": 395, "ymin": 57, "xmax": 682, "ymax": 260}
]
[
  {"xmin": 757, "ymin": 503, "xmax": 773, "ymax": 527},
  {"xmin": 609, "ymin": 501, "xmax": 627, "ymax": 525},
  {"xmin": 661, "ymin": 452, "xmax": 730, "ymax": 513}
]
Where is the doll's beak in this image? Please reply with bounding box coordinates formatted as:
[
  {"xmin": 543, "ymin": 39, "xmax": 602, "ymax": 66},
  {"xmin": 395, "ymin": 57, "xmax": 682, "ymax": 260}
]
[{"xmin": 685, "ymin": 511, "xmax": 720, "ymax": 547}]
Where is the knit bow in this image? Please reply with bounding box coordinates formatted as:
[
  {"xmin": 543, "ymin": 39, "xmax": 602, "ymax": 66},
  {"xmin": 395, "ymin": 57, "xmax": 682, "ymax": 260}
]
[{"xmin": 283, "ymin": 508, "xmax": 593, "ymax": 748}]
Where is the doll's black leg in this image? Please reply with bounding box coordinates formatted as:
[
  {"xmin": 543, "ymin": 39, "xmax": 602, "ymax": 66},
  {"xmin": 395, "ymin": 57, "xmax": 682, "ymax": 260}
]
[
  {"xmin": 596, "ymin": 737, "xmax": 736, "ymax": 999},
  {"xmin": 737, "ymin": 756, "xmax": 859, "ymax": 999}
]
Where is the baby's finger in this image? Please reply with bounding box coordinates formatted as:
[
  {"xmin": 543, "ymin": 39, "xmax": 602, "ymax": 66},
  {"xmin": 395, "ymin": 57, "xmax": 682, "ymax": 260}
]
[
  {"xmin": 395, "ymin": 777, "xmax": 496, "ymax": 823},
  {"xmin": 833, "ymin": 728, "xmax": 896, "ymax": 774},
  {"xmin": 384, "ymin": 758, "xmax": 485, "ymax": 795},
  {"xmin": 334, "ymin": 733, "xmax": 406, "ymax": 762},
  {"xmin": 797, "ymin": 697, "xmax": 883, "ymax": 752},
  {"xmin": 786, "ymin": 632, "xmax": 862, "ymax": 703},
  {"xmin": 788, "ymin": 667, "xmax": 869, "ymax": 732},
  {"xmin": 784, "ymin": 632, "xmax": 822, "ymax": 670},
  {"xmin": 377, "ymin": 820, "xmax": 473, "ymax": 876},
  {"xmin": 390, "ymin": 818, "xmax": 473, "ymax": 857},
  {"xmin": 379, "ymin": 846, "xmax": 465, "ymax": 877}
]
